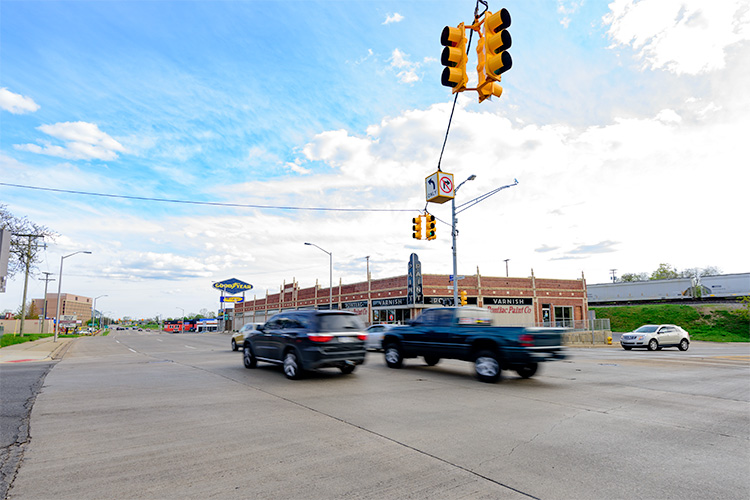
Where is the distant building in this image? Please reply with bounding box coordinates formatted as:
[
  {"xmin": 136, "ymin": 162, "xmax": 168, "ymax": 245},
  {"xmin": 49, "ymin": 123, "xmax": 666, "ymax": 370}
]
[
  {"xmin": 33, "ymin": 293, "xmax": 93, "ymax": 324},
  {"xmin": 233, "ymin": 257, "xmax": 588, "ymax": 329}
]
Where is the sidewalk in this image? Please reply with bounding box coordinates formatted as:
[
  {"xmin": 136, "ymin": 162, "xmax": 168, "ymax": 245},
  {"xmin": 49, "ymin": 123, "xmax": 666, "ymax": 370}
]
[{"xmin": 0, "ymin": 336, "xmax": 75, "ymax": 363}]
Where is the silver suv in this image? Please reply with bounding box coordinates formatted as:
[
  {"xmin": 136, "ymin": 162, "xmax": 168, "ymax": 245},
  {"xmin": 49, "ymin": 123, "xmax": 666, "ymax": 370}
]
[{"xmin": 620, "ymin": 324, "xmax": 690, "ymax": 351}]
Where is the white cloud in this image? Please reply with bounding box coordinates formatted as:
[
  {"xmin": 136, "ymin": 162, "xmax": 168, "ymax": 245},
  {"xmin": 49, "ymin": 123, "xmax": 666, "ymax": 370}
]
[
  {"xmin": 0, "ymin": 87, "xmax": 40, "ymax": 114},
  {"xmin": 557, "ymin": 0, "xmax": 584, "ymax": 28},
  {"xmin": 604, "ymin": 0, "xmax": 750, "ymax": 75},
  {"xmin": 15, "ymin": 121, "xmax": 126, "ymax": 161},
  {"xmin": 383, "ymin": 13, "xmax": 404, "ymax": 25},
  {"xmin": 389, "ymin": 49, "xmax": 421, "ymax": 84}
]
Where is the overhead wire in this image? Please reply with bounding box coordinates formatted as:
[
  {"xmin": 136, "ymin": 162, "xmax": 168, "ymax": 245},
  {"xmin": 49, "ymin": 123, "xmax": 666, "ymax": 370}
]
[{"xmin": 0, "ymin": 182, "xmax": 418, "ymax": 213}]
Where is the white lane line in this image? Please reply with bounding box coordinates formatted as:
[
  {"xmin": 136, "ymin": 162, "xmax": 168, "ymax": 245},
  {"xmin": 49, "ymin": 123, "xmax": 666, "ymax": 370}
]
[
  {"xmin": 156, "ymin": 339, "xmax": 163, "ymax": 342},
  {"xmin": 115, "ymin": 340, "xmax": 120, "ymax": 344},
  {"xmin": 184, "ymin": 345, "xmax": 197, "ymax": 349},
  {"xmin": 128, "ymin": 348, "xmax": 137, "ymax": 353}
]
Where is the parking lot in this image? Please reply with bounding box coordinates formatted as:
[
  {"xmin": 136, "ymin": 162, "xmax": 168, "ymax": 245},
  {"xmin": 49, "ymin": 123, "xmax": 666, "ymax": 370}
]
[{"xmin": 7, "ymin": 332, "xmax": 750, "ymax": 499}]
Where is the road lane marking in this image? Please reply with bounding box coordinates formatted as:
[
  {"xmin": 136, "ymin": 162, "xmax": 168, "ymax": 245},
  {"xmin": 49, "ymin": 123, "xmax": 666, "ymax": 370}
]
[
  {"xmin": 128, "ymin": 348, "xmax": 137, "ymax": 353},
  {"xmin": 184, "ymin": 345, "xmax": 197, "ymax": 349}
]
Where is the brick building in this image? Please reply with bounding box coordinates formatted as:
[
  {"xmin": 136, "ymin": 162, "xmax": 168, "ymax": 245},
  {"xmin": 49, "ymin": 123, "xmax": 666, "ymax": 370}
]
[
  {"xmin": 234, "ymin": 258, "xmax": 589, "ymax": 329},
  {"xmin": 33, "ymin": 293, "xmax": 93, "ymax": 324}
]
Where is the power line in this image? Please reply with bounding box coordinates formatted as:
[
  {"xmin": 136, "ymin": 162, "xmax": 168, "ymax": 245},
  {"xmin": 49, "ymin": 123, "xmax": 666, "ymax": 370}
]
[{"xmin": 0, "ymin": 182, "xmax": 417, "ymax": 213}]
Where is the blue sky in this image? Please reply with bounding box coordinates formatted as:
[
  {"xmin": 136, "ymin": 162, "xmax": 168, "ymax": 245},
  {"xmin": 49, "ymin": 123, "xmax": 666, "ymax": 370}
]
[{"xmin": 2, "ymin": 0, "xmax": 749, "ymax": 319}]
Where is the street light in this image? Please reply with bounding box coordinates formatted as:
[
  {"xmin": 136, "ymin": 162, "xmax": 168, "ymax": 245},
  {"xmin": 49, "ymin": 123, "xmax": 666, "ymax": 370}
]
[
  {"xmin": 54, "ymin": 250, "xmax": 92, "ymax": 342},
  {"xmin": 452, "ymin": 175, "xmax": 476, "ymax": 307},
  {"xmin": 305, "ymin": 242, "xmax": 333, "ymax": 310},
  {"xmin": 92, "ymin": 294, "xmax": 108, "ymax": 330},
  {"xmin": 176, "ymin": 307, "xmax": 185, "ymax": 333}
]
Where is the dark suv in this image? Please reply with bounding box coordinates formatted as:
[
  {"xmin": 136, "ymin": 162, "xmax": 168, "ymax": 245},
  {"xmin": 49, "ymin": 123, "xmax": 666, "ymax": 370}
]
[{"xmin": 242, "ymin": 310, "xmax": 367, "ymax": 379}]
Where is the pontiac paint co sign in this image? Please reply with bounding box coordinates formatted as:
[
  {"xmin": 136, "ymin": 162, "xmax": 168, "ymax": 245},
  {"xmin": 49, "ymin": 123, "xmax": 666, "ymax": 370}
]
[{"xmin": 213, "ymin": 278, "xmax": 253, "ymax": 295}]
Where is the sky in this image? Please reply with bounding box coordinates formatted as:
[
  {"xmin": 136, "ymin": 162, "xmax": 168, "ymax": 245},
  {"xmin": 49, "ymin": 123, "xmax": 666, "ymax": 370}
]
[{"xmin": 1, "ymin": 0, "xmax": 749, "ymax": 320}]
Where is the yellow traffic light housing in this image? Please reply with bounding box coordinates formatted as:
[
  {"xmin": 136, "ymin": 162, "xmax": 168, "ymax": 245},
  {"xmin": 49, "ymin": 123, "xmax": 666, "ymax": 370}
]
[
  {"xmin": 483, "ymin": 9, "xmax": 512, "ymax": 79},
  {"xmin": 460, "ymin": 290, "xmax": 468, "ymax": 306},
  {"xmin": 440, "ymin": 23, "xmax": 468, "ymax": 93},
  {"xmin": 425, "ymin": 213, "xmax": 436, "ymax": 240},
  {"xmin": 475, "ymin": 8, "xmax": 511, "ymax": 102},
  {"xmin": 412, "ymin": 215, "xmax": 423, "ymax": 240}
]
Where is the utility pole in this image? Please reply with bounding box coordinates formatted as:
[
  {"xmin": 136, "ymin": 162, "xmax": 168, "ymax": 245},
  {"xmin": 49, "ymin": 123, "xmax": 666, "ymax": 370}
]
[
  {"xmin": 610, "ymin": 269, "xmax": 617, "ymax": 283},
  {"xmin": 14, "ymin": 234, "xmax": 44, "ymax": 336},
  {"xmin": 504, "ymin": 259, "xmax": 510, "ymax": 277},
  {"xmin": 38, "ymin": 272, "xmax": 55, "ymax": 334}
]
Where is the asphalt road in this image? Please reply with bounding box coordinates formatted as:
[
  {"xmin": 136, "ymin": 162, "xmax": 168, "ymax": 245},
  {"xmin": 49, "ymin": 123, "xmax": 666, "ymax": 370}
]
[
  {"xmin": 0, "ymin": 361, "xmax": 56, "ymax": 500},
  {"xmin": 5, "ymin": 332, "xmax": 750, "ymax": 499}
]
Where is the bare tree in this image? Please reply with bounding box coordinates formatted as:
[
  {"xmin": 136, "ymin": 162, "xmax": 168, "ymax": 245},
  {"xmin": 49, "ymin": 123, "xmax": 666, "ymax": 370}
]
[{"xmin": 1, "ymin": 204, "xmax": 57, "ymax": 279}]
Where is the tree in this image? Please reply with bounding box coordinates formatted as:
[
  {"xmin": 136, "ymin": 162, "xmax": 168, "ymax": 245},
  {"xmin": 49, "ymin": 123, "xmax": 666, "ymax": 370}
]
[
  {"xmin": 650, "ymin": 263, "xmax": 679, "ymax": 280},
  {"xmin": 620, "ymin": 272, "xmax": 648, "ymax": 282},
  {"xmin": 1, "ymin": 204, "xmax": 57, "ymax": 280},
  {"xmin": 679, "ymin": 266, "xmax": 722, "ymax": 278}
]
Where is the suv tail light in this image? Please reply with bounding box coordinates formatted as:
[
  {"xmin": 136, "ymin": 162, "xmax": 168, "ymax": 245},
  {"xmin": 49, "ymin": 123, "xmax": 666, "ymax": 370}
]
[
  {"xmin": 308, "ymin": 334, "xmax": 334, "ymax": 342},
  {"xmin": 519, "ymin": 333, "xmax": 534, "ymax": 347}
]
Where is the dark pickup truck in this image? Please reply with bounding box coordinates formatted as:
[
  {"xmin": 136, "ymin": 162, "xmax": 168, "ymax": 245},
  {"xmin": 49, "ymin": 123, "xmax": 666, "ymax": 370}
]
[{"xmin": 381, "ymin": 306, "xmax": 566, "ymax": 383}]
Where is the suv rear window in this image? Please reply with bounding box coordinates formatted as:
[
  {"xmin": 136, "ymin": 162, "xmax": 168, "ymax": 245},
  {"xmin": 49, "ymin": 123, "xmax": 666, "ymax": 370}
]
[{"xmin": 316, "ymin": 314, "xmax": 364, "ymax": 332}]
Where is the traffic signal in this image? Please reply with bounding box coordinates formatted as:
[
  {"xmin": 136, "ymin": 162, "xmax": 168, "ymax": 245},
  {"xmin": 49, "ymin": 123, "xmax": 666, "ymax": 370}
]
[
  {"xmin": 440, "ymin": 23, "xmax": 468, "ymax": 93},
  {"xmin": 425, "ymin": 213, "xmax": 436, "ymax": 240},
  {"xmin": 412, "ymin": 215, "xmax": 423, "ymax": 240},
  {"xmin": 460, "ymin": 290, "xmax": 468, "ymax": 306},
  {"xmin": 484, "ymin": 9, "xmax": 512, "ymax": 79}
]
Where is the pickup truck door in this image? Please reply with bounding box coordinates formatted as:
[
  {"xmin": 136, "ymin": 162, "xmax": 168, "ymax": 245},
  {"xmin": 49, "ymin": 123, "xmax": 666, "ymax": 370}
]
[{"xmin": 403, "ymin": 309, "xmax": 456, "ymax": 357}]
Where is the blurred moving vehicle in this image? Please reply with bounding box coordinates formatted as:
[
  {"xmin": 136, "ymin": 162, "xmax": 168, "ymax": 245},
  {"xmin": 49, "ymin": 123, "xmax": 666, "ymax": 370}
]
[
  {"xmin": 620, "ymin": 324, "xmax": 690, "ymax": 351},
  {"xmin": 232, "ymin": 322, "xmax": 263, "ymax": 351},
  {"xmin": 242, "ymin": 310, "xmax": 366, "ymax": 379},
  {"xmin": 365, "ymin": 323, "xmax": 398, "ymax": 351}
]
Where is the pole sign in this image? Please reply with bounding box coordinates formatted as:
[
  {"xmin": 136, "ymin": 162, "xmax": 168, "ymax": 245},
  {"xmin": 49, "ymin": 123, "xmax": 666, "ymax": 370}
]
[
  {"xmin": 221, "ymin": 296, "xmax": 245, "ymax": 303},
  {"xmin": 425, "ymin": 170, "xmax": 454, "ymax": 204},
  {"xmin": 212, "ymin": 278, "xmax": 253, "ymax": 295}
]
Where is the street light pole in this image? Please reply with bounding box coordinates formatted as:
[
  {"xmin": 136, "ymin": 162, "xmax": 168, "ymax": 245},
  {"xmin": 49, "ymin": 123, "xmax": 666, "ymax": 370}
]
[
  {"xmin": 176, "ymin": 307, "xmax": 185, "ymax": 333},
  {"xmin": 92, "ymin": 295, "xmax": 108, "ymax": 330},
  {"xmin": 305, "ymin": 242, "xmax": 333, "ymax": 310},
  {"xmin": 452, "ymin": 175, "xmax": 476, "ymax": 307},
  {"xmin": 54, "ymin": 250, "xmax": 92, "ymax": 342}
]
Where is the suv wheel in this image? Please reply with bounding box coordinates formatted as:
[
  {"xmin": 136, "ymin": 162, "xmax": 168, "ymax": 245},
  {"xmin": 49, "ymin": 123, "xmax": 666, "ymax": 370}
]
[
  {"xmin": 648, "ymin": 339, "xmax": 659, "ymax": 351},
  {"xmin": 231, "ymin": 339, "xmax": 238, "ymax": 351},
  {"xmin": 284, "ymin": 351, "xmax": 304, "ymax": 380},
  {"xmin": 340, "ymin": 363, "xmax": 356, "ymax": 375},
  {"xmin": 678, "ymin": 339, "xmax": 689, "ymax": 351},
  {"xmin": 243, "ymin": 345, "xmax": 257, "ymax": 369},
  {"xmin": 384, "ymin": 343, "xmax": 403, "ymax": 368},
  {"xmin": 516, "ymin": 362, "xmax": 538, "ymax": 379},
  {"xmin": 475, "ymin": 350, "xmax": 501, "ymax": 383},
  {"xmin": 423, "ymin": 355, "xmax": 440, "ymax": 366}
]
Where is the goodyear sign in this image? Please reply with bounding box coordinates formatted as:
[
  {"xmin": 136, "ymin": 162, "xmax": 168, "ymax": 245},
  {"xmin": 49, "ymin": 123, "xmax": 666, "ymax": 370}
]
[
  {"xmin": 221, "ymin": 296, "xmax": 245, "ymax": 303},
  {"xmin": 213, "ymin": 278, "xmax": 253, "ymax": 295}
]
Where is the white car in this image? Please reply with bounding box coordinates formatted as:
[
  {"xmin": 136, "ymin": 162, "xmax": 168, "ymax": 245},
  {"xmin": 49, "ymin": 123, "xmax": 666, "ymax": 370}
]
[
  {"xmin": 620, "ymin": 324, "xmax": 690, "ymax": 351},
  {"xmin": 232, "ymin": 322, "xmax": 263, "ymax": 351},
  {"xmin": 365, "ymin": 324, "xmax": 398, "ymax": 351}
]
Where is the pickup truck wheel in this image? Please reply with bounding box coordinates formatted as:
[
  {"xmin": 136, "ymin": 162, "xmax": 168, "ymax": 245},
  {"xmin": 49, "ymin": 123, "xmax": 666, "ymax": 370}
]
[
  {"xmin": 423, "ymin": 355, "xmax": 440, "ymax": 366},
  {"xmin": 384, "ymin": 343, "xmax": 403, "ymax": 368},
  {"xmin": 516, "ymin": 363, "xmax": 538, "ymax": 379},
  {"xmin": 475, "ymin": 350, "xmax": 501, "ymax": 383}
]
